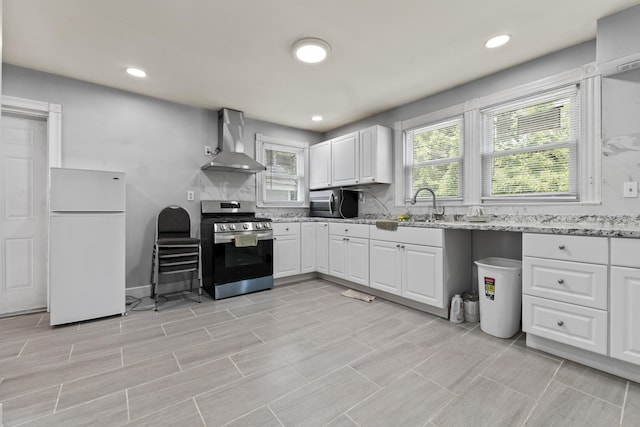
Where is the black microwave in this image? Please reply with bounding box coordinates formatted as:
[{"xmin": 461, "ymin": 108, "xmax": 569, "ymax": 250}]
[{"xmin": 309, "ymin": 189, "xmax": 358, "ymax": 218}]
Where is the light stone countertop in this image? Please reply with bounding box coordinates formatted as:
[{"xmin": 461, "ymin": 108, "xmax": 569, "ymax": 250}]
[{"xmin": 264, "ymin": 214, "xmax": 640, "ymax": 238}]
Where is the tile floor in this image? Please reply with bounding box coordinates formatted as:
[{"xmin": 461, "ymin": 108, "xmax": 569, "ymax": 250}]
[{"xmin": 0, "ymin": 278, "xmax": 638, "ymax": 426}]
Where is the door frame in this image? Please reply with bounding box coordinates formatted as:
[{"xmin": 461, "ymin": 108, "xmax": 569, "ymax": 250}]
[{"xmin": 2, "ymin": 95, "xmax": 62, "ymax": 313}]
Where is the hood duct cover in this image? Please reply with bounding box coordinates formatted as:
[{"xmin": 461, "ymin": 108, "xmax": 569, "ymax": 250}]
[{"xmin": 201, "ymin": 108, "xmax": 267, "ymax": 173}]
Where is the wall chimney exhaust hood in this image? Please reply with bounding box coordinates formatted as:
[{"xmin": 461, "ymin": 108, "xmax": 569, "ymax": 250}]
[
  {"xmin": 201, "ymin": 108, "xmax": 267, "ymax": 173},
  {"xmin": 597, "ymin": 4, "xmax": 640, "ymax": 79}
]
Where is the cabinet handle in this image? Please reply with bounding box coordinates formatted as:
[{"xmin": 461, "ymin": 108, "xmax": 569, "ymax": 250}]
[
  {"xmin": 274, "ymin": 237, "xmax": 277, "ymax": 240},
  {"xmin": 345, "ymin": 229, "xmax": 348, "ymax": 233},
  {"xmin": 401, "ymin": 245, "xmax": 405, "ymax": 249},
  {"xmin": 396, "ymin": 244, "xmax": 401, "ymax": 248},
  {"xmin": 285, "ymin": 228, "xmax": 289, "ymax": 231},
  {"xmin": 324, "ymin": 224, "xmax": 328, "ymax": 227},
  {"xmin": 558, "ymin": 245, "xmax": 565, "ymax": 250},
  {"xmin": 557, "ymin": 279, "xmax": 565, "ymax": 285},
  {"xmin": 557, "ymin": 320, "xmax": 564, "ymax": 327}
]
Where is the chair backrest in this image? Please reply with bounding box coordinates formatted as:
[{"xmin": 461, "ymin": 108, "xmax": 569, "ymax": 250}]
[{"xmin": 157, "ymin": 206, "xmax": 191, "ymax": 239}]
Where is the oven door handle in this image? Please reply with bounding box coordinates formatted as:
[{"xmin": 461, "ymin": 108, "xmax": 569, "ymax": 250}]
[{"xmin": 214, "ymin": 231, "xmax": 273, "ymax": 245}]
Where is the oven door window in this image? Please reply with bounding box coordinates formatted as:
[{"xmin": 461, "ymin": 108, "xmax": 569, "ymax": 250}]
[{"xmin": 213, "ymin": 240, "xmax": 273, "ymax": 284}]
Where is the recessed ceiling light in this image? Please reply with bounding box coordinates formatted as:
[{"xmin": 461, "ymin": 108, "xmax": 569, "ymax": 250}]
[
  {"xmin": 292, "ymin": 38, "xmax": 331, "ymax": 64},
  {"xmin": 484, "ymin": 34, "xmax": 511, "ymax": 49},
  {"xmin": 311, "ymin": 115, "xmax": 323, "ymax": 122},
  {"xmin": 126, "ymin": 67, "xmax": 147, "ymax": 78}
]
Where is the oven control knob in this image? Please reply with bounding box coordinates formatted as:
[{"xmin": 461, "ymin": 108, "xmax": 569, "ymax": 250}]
[
  {"xmin": 219, "ymin": 224, "xmax": 227, "ymax": 231},
  {"xmin": 243, "ymin": 224, "xmax": 249, "ymax": 230},
  {"xmin": 256, "ymin": 223, "xmax": 262, "ymax": 229},
  {"xmin": 229, "ymin": 224, "xmax": 236, "ymax": 231},
  {"xmin": 264, "ymin": 223, "xmax": 271, "ymax": 229}
]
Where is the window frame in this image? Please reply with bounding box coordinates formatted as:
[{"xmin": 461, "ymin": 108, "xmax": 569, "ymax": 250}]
[
  {"xmin": 404, "ymin": 116, "xmax": 464, "ymax": 203},
  {"xmin": 255, "ymin": 134, "xmax": 310, "ymax": 208},
  {"xmin": 480, "ymin": 85, "xmax": 581, "ymax": 202},
  {"xmin": 394, "ymin": 103, "xmax": 466, "ymax": 206},
  {"xmin": 394, "ymin": 64, "xmax": 601, "ymax": 207}
]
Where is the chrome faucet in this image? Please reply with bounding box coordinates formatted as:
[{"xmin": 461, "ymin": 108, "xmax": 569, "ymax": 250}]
[{"xmin": 409, "ymin": 187, "xmax": 445, "ymax": 220}]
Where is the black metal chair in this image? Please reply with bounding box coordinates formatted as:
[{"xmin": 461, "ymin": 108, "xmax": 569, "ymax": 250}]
[{"xmin": 150, "ymin": 206, "xmax": 202, "ymax": 311}]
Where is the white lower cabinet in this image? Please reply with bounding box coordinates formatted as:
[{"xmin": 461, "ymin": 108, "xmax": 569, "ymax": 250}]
[
  {"xmin": 523, "ymin": 294, "xmax": 608, "ymax": 355},
  {"xmin": 301, "ymin": 222, "xmax": 329, "ymax": 274},
  {"xmin": 273, "ymin": 223, "xmax": 301, "ymax": 279},
  {"xmin": 610, "ymin": 238, "xmax": 640, "ymax": 365},
  {"xmin": 369, "ymin": 240, "xmax": 402, "ymax": 295},
  {"xmin": 522, "ymin": 233, "xmax": 609, "ymax": 352},
  {"xmin": 369, "ymin": 227, "xmax": 465, "ymax": 309},
  {"xmin": 403, "ymin": 243, "xmax": 443, "ymax": 305},
  {"xmin": 301, "ymin": 223, "xmax": 316, "ymax": 274},
  {"xmin": 316, "ymin": 223, "xmax": 329, "ymax": 274},
  {"xmin": 328, "ymin": 223, "xmax": 369, "ymax": 286}
]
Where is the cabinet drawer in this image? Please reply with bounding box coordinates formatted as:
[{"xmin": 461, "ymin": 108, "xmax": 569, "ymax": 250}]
[
  {"xmin": 369, "ymin": 226, "xmax": 442, "ymax": 247},
  {"xmin": 523, "ymin": 233, "xmax": 608, "ymax": 264},
  {"xmin": 329, "ymin": 222, "xmax": 369, "ymax": 239},
  {"xmin": 611, "ymin": 238, "xmax": 640, "ymax": 268},
  {"xmin": 522, "ymin": 295, "xmax": 607, "ymax": 355},
  {"xmin": 272, "ymin": 222, "xmax": 300, "ymax": 236},
  {"xmin": 523, "ymin": 257, "xmax": 608, "ymax": 310}
]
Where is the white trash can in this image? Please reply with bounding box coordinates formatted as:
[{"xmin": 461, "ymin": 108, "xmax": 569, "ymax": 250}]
[{"xmin": 474, "ymin": 257, "xmax": 522, "ymax": 338}]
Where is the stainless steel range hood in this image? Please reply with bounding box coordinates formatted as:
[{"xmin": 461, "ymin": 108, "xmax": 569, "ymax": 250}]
[
  {"xmin": 597, "ymin": 4, "xmax": 640, "ymax": 78},
  {"xmin": 201, "ymin": 108, "xmax": 267, "ymax": 173}
]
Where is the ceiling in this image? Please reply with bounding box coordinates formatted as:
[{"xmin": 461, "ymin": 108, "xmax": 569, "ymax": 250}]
[{"xmin": 3, "ymin": 0, "xmax": 640, "ymax": 132}]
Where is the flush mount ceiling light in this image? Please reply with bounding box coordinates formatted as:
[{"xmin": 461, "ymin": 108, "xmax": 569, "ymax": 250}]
[
  {"xmin": 126, "ymin": 67, "xmax": 147, "ymax": 77},
  {"xmin": 484, "ymin": 34, "xmax": 511, "ymax": 49},
  {"xmin": 292, "ymin": 38, "xmax": 331, "ymax": 63},
  {"xmin": 311, "ymin": 115, "xmax": 323, "ymax": 122}
]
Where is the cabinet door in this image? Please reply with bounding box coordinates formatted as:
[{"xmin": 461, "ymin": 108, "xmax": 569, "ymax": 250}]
[
  {"xmin": 300, "ymin": 223, "xmax": 316, "ymax": 274},
  {"xmin": 331, "ymin": 132, "xmax": 359, "ymax": 186},
  {"xmin": 316, "ymin": 223, "xmax": 329, "ymax": 274},
  {"xmin": 328, "ymin": 235, "xmax": 347, "ymax": 279},
  {"xmin": 370, "ymin": 240, "xmax": 401, "ymax": 295},
  {"xmin": 611, "ymin": 266, "xmax": 640, "ymax": 365},
  {"xmin": 403, "ymin": 244, "xmax": 443, "ymax": 307},
  {"xmin": 359, "ymin": 126, "xmax": 376, "ymax": 184},
  {"xmin": 310, "ymin": 141, "xmax": 332, "ymax": 189},
  {"xmin": 273, "ymin": 234, "xmax": 300, "ymax": 278},
  {"xmin": 347, "ymin": 237, "xmax": 369, "ymax": 286}
]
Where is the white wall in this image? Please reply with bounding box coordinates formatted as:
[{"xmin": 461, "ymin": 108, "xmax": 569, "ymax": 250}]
[
  {"xmin": 1, "ymin": 64, "xmax": 322, "ymax": 290},
  {"xmin": 324, "ymin": 40, "xmax": 640, "ymax": 217}
]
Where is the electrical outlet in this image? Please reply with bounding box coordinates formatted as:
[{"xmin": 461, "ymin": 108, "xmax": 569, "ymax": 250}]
[
  {"xmin": 204, "ymin": 146, "xmax": 212, "ymax": 156},
  {"xmin": 359, "ymin": 193, "xmax": 365, "ymax": 202},
  {"xmin": 623, "ymin": 181, "xmax": 638, "ymax": 198},
  {"xmin": 187, "ymin": 191, "xmax": 195, "ymax": 201}
]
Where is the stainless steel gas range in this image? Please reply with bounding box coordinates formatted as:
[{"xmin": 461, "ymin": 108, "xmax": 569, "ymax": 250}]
[{"xmin": 200, "ymin": 200, "xmax": 273, "ymax": 299}]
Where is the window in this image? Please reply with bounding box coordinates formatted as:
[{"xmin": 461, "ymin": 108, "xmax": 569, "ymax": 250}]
[
  {"xmin": 255, "ymin": 134, "xmax": 309, "ymax": 207},
  {"xmin": 395, "ymin": 66, "xmax": 601, "ymax": 206},
  {"xmin": 481, "ymin": 86, "xmax": 580, "ymax": 200},
  {"xmin": 405, "ymin": 117, "xmax": 463, "ymax": 201}
]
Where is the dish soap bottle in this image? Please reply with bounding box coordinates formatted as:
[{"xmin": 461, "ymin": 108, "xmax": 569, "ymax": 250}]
[{"xmin": 449, "ymin": 294, "xmax": 464, "ymax": 323}]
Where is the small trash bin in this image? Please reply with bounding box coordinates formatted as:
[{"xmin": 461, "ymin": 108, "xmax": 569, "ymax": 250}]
[{"xmin": 474, "ymin": 257, "xmax": 522, "ymax": 338}]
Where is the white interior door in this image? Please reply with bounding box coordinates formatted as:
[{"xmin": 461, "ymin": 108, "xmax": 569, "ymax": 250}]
[{"xmin": 0, "ymin": 112, "xmax": 49, "ymax": 315}]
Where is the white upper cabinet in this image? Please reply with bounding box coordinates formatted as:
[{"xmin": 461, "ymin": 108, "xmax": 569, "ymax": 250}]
[
  {"xmin": 309, "ymin": 140, "xmax": 332, "ymax": 190},
  {"xmin": 310, "ymin": 125, "xmax": 392, "ymax": 189},
  {"xmin": 359, "ymin": 125, "xmax": 392, "ymax": 184},
  {"xmin": 331, "ymin": 132, "xmax": 359, "ymax": 186}
]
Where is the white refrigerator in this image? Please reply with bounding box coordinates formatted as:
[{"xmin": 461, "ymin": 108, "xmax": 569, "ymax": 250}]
[{"xmin": 49, "ymin": 168, "xmax": 126, "ymax": 325}]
